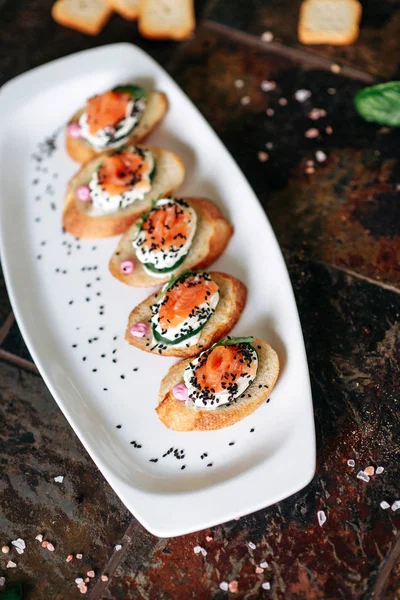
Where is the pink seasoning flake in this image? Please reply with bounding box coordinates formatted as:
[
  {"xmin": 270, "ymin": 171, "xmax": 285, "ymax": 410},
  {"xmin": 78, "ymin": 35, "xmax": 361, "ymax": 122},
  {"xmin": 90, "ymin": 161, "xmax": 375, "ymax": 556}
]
[
  {"xmin": 266, "ymin": 108, "xmax": 275, "ymax": 116},
  {"xmin": 41, "ymin": 541, "xmax": 49, "ymax": 549},
  {"xmin": 229, "ymin": 581, "xmax": 239, "ymax": 593},
  {"xmin": 317, "ymin": 510, "xmax": 327, "ymax": 526},
  {"xmin": 6, "ymin": 561, "xmax": 17, "ymax": 569},
  {"xmin": 308, "ymin": 108, "xmax": 327, "ymax": 121},
  {"xmin": 248, "ymin": 542, "xmax": 256, "ymax": 550},
  {"xmin": 67, "ymin": 122, "xmax": 81, "ymax": 139},
  {"xmin": 261, "ymin": 31, "xmax": 273, "ymax": 42},
  {"xmin": 84, "ymin": 578, "xmax": 89, "ymax": 583},
  {"xmin": 294, "ymin": 89, "xmax": 311, "ymax": 102},
  {"xmin": 234, "ymin": 79, "xmax": 244, "ymax": 89},
  {"xmin": 260, "ymin": 561, "xmax": 269, "ymax": 569},
  {"xmin": 35, "ymin": 534, "xmax": 43, "ymax": 542},
  {"xmin": 76, "ymin": 185, "xmax": 91, "ymax": 203},
  {"xmin": 326, "ymin": 126, "xmax": 333, "ymax": 135},
  {"xmin": 305, "ymin": 128, "xmax": 319, "ymax": 139},
  {"xmin": 130, "ymin": 322, "xmax": 148, "ymax": 338}
]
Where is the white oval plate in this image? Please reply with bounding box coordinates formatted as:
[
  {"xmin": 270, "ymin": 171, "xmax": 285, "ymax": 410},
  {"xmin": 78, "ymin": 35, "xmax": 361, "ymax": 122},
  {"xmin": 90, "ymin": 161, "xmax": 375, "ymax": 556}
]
[{"xmin": 0, "ymin": 43, "xmax": 315, "ymax": 537}]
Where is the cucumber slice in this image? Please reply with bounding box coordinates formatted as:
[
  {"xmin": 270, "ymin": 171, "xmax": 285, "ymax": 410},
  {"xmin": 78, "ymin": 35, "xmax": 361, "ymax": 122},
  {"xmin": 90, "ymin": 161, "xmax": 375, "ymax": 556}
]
[
  {"xmin": 152, "ymin": 322, "xmax": 205, "ymax": 346},
  {"xmin": 113, "ymin": 84, "xmax": 147, "ymax": 100},
  {"xmin": 143, "ymin": 253, "xmax": 187, "ymax": 274}
]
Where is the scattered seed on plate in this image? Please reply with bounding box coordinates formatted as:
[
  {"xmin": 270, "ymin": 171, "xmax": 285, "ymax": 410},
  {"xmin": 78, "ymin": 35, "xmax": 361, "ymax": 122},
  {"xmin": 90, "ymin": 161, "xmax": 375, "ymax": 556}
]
[
  {"xmin": 315, "ymin": 150, "xmax": 327, "ymax": 163},
  {"xmin": 347, "ymin": 459, "xmax": 355, "ymax": 467},
  {"xmin": 76, "ymin": 553, "xmax": 83, "ymax": 559},
  {"xmin": 317, "ymin": 510, "xmax": 327, "ymax": 526}
]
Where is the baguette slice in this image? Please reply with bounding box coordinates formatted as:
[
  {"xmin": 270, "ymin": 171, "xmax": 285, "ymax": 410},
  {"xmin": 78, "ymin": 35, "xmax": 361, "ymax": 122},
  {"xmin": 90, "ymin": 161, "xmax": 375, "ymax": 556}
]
[
  {"xmin": 62, "ymin": 145, "xmax": 184, "ymax": 238},
  {"xmin": 66, "ymin": 90, "xmax": 168, "ymax": 163},
  {"xmin": 107, "ymin": 0, "xmax": 138, "ymax": 20},
  {"xmin": 126, "ymin": 272, "xmax": 247, "ymax": 358},
  {"xmin": 298, "ymin": 0, "xmax": 362, "ymax": 45},
  {"xmin": 157, "ymin": 339, "xmax": 279, "ymax": 431},
  {"xmin": 139, "ymin": 0, "xmax": 195, "ymax": 40},
  {"xmin": 52, "ymin": 0, "xmax": 113, "ymax": 36},
  {"xmin": 109, "ymin": 197, "xmax": 233, "ymax": 287}
]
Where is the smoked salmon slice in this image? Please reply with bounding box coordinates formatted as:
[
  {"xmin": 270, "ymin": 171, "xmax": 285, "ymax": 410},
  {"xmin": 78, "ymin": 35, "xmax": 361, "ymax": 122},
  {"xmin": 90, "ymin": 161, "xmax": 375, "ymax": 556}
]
[
  {"xmin": 97, "ymin": 150, "xmax": 151, "ymax": 196},
  {"xmin": 158, "ymin": 273, "xmax": 219, "ymax": 329},
  {"xmin": 87, "ymin": 90, "xmax": 131, "ymax": 135},
  {"xmin": 139, "ymin": 201, "xmax": 194, "ymax": 255}
]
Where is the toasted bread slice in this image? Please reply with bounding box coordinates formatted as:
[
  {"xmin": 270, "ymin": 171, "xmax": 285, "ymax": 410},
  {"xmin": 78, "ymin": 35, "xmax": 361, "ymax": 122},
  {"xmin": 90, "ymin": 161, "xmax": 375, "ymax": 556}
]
[
  {"xmin": 109, "ymin": 197, "xmax": 233, "ymax": 287},
  {"xmin": 66, "ymin": 91, "xmax": 168, "ymax": 163},
  {"xmin": 156, "ymin": 339, "xmax": 279, "ymax": 431},
  {"xmin": 107, "ymin": 0, "xmax": 138, "ymax": 20},
  {"xmin": 52, "ymin": 0, "xmax": 113, "ymax": 35},
  {"xmin": 126, "ymin": 272, "xmax": 247, "ymax": 358},
  {"xmin": 138, "ymin": 0, "xmax": 195, "ymax": 40},
  {"xmin": 298, "ymin": 0, "xmax": 362, "ymax": 45},
  {"xmin": 62, "ymin": 145, "xmax": 184, "ymax": 238}
]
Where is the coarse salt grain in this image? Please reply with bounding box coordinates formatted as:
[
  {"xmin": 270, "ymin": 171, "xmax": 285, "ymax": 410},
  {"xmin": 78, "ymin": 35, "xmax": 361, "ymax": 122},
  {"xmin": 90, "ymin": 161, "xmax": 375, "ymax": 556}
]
[
  {"xmin": 76, "ymin": 553, "xmax": 83, "ymax": 559},
  {"xmin": 266, "ymin": 108, "xmax": 275, "ymax": 116},
  {"xmin": 376, "ymin": 466, "xmax": 384, "ymax": 474},
  {"xmin": 206, "ymin": 536, "xmax": 213, "ymax": 542},
  {"xmin": 114, "ymin": 545, "xmax": 122, "ymax": 552},
  {"xmin": 295, "ymin": 89, "xmax": 311, "ymax": 102},
  {"xmin": 101, "ymin": 575, "xmax": 109, "ymax": 582},
  {"xmin": 327, "ymin": 88, "xmax": 336, "ymax": 95},
  {"xmin": 1, "ymin": 546, "xmax": 9, "ymax": 554},
  {"xmin": 229, "ymin": 581, "xmax": 239, "ymax": 593},
  {"xmin": 357, "ymin": 470, "xmax": 370, "ymax": 482},
  {"xmin": 54, "ymin": 475, "xmax": 64, "ymax": 483},
  {"xmin": 380, "ymin": 501, "xmax": 390, "ymax": 510},
  {"xmin": 260, "ymin": 80, "xmax": 276, "ymax": 92},
  {"xmin": 194, "ymin": 545, "xmax": 201, "ymax": 554},
  {"xmin": 6, "ymin": 561, "xmax": 16, "ymax": 569},
  {"xmin": 364, "ymin": 466, "xmax": 375, "ymax": 476},
  {"xmin": 47, "ymin": 543, "xmax": 55, "ymax": 552},
  {"xmin": 11, "ymin": 539, "xmax": 26, "ymax": 554},
  {"xmin": 85, "ymin": 578, "xmax": 89, "ymax": 583},
  {"xmin": 308, "ymin": 108, "xmax": 327, "ymax": 120},
  {"xmin": 0, "ymin": 577, "xmax": 5, "ymax": 587},
  {"xmin": 262, "ymin": 582, "xmax": 271, "ymax": 590},
  {"xmin": 201, "ymin": 548, "xmax": 207, "ymax": 556},
  {"xmin": 261, "ymin": 31, "xmax": 273, "ymax": 43},
  {"xmin": 75, "ymin": 578, "xmax": 84, "ymax": 584},
  {"xmin": 278, "ymin": 97, "xmax": 288, "ymax": 106},
  {"xmin": 241, "ymin": 96, "xmax": 251, "ymax": 106},
  {"xmin": 326, "ymin": 126, "xmax": 333, "ymax": 134},
  {"xmin": 391, "ymin": 500, "xmax": 400, "ymax": 512},
  {"xmin": 330, "ymin": 63, "xmax": 341, "ymax": 73},
  {"xmin": 347, "ymin": 459, "xmax": 355, "ymax": 467},
  {"xmin": 248, "ymin": 542, "xmax": 256, "ymax": 549},
  {"xmin": 306, "ymin": 160, "xmax": 314, "ymax": 167},
  {"xmin": 258, "ymin": 151, "xmax": 269, "ymax": 162},
  {"xmin": 219, "ymin": 582, "xmax": 229, "ymax": 591},
  {"xmin": 305, "ymin": 128, "xmax": 319, "ymax": 139},
  {"xmin": 66, "ymin": 554, "xmax": 73, "ymax": 562},
  {"xmin": 305, "ymin": 167, "xmax": 315, "ymax": 175},
  {"xmin": 260, "ymin": 561, "xmax": 269, "ymax": 569},
  {"xmin": 87, "ymin": 570, "xmax": 95, "ymax": 578},
  {"xmin": 234, "ymin": 79, "xmax": 244, "ymax": 89},
  {"xmin": 315, "ymin": 150, "xmax": 327, "ymax": 163},
  {"xmin": 256, "ymin": 566, "xmax": 264, "ymax": 574},
  {"xmin": 78, "ymin": 584, "xmax": 88, "ymax": 594},
  {"xmin": 35, "ymin": 535, "xmax": 43, "ymax": 542},
  {"xmin": 317, "ymin": 510, "xmax": 327, "ymax": 526},
  {"xmin": 41, "ymin": 541, "xmax": 49, "ymax": 548},
  {"xmin": 266, "ymin": 142, "xmax": 274, "ymax": 150}
]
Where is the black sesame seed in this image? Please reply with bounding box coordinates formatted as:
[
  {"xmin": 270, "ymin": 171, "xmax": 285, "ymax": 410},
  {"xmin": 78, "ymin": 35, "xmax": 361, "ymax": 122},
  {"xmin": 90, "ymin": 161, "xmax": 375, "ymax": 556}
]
[
  {"xmin": 82, "ymin": 357, "xmax": 86, "ymax": 362},
  {"xmin": 92, "ymin": 368, "xmax": 97, "ymax": 372},
  {"xmin": 229, "ymin": 442, "xmax": 235, "ymax": 446},
  {"xmin": 181, "ymin": 465, "xmax": 186, "ymax": 470},
  {"xmin": 250, "ymin": 428, "xmax": 255, "ymax": 433},
  {"xmin": 120, "ymin": 374, "xmax": 125, "ymax": 379},
  {"xmin": 207, "ymin": 463, "xmax": 213, "ymax": 468},
  {"xmin": 72, "ymin": 344, "xmax": 77, "ymax": 348},
  {"xmin": 103, "ymin": 388, "xmax": 108, "ymax": 391},
  {"xmin": 116, "ymin": 425, "xmax": 122, "ymax": 429}
]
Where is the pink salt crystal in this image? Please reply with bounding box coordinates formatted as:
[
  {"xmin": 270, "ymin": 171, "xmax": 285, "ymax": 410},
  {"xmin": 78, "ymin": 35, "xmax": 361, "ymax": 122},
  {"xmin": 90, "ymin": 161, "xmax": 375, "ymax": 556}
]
[
  {"xmin": 101, "ymin": 575, "xmax": 109, "ymax": 582},
  {"xmin": 256, "ymin": 566, "xmax": 264, "ymax": 574},
  {"xmin": 66, "ymin": 554, "xmax": 73, "ymax": 562},
  {"xmin": 364, "ymin": 466, "xmax": 375, "ymax": 476},
  {"xmin": 87, "ymin": 570, "xmax": 95, "ymax": 578},
  {"xmin": 47, "ymin": 543, "xmax": 55, "ymax": 552},
  {"xmin": 206, "ymin": 536, "xmax": 213, "ymax": 542},
  {"xmin": 305, "ymin": 128, "xmax": 319, "ymax": 139},
  {"xmin": 258, "ymin": 151, "xmax": 269, "ymax": 163},
  {"xmin": 229, "ymin": 581, "xmax": 238, "ymax": 593},
  {"xmin": 241, "ymin": 96, "xmax": 251, "ymax": 106},
  {"xmin": 41, "ymin": 541, "xmax": 49, "ymax": 548},
  {"xmin": 78, "ymin": 583, "xmax": 88, "ymax": 594},
  {"xmin": 326, "ymin": 126, "xmax": 333, "ymax": 134},
  {"xmin": 85, "ymin": 578, "xmax": 89, "ymax": 583}
]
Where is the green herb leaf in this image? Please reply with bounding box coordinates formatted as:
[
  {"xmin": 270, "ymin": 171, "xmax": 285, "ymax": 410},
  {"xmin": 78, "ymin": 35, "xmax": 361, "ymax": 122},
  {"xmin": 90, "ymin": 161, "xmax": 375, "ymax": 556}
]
[
  {"xmin": 113, "ymin": 84, "xmax": 147, "ymax": 100},
  {"xmin": 0, "ymin": 584, "xmax": 23, "ymax": 600},
  {"xmin": 354, "ymin": 81, "xmax": 400, "ymax": 127},
  {"xmin": 215, "ymin": 336, "xmax": 254, "ymax": 347}
]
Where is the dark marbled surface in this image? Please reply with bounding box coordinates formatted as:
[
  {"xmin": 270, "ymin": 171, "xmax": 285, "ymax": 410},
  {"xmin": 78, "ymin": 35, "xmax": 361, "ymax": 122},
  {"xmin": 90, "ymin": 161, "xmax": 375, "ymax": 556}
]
[
  {"xmin": 0, "ymin": 360, "xmax": 132, "ymax": 599},
  {"xmin": 0, "ymin": 2, "xmax": 399, "ymax": 599},
  {"xmin": 206, "ymin": 0, "xmax": 400, "ymax": 79}
]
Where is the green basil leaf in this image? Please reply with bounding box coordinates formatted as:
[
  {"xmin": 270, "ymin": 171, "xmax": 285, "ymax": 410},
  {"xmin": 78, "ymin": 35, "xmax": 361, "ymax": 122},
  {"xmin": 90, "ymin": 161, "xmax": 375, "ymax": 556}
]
[
  {"xmin": 0, "ymin": 584, "xmax": 23, "ymax": 600},
  {"xmin": 354, "ymin": 81, "xmax": 400, "ymax": 127},
  {"xmin": 113, "ymin": 84, "xmax": 147, "ymax": 100}
]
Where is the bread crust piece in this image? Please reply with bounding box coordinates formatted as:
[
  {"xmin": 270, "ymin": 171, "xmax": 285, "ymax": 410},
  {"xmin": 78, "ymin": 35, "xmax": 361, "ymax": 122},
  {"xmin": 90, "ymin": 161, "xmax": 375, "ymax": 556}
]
[
  {"xmin": 125, "ymin": 272, "xmax": 247, "ymax": 357},
  {"xmin": 66, "ymin": 91, "xmax": 168, "ymax": 163},
  {"xmin": 62, "ymin": 145, "xmax": 184, "ymax": 239},
  {"xmin": 52, "ymin": 0, "xmax": 113, "ymax": 36},
  {"xmin": 298, "ymin": 0, "xmax": 362, "ymax": 45},
  {"xmin": 156, "ymin": 339, "xmax": 279, "ymax": 431},
  {"xmin": 107, "ymin": 0, "xmax": 138, "ymax": 20},
  {"xmin": 109, "ymin": 197, "xmax": 234, "ymax": 287},
  {"xmin": 138, "ymin": 0, "xmax": 195, "ymax": 40}
]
